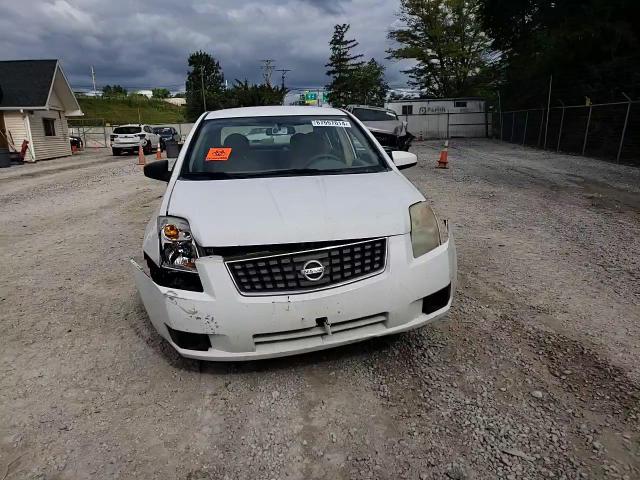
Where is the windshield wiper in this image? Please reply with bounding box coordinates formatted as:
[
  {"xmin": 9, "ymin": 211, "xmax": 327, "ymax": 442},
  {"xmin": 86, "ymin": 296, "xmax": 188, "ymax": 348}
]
[
  {"xmin": 180, "ymin": 166, "xmax": 385, "ymax": 180},
  {"xmin": 257, "ymin": 168, "xmax": 326, "ymax": 177},
  {"xmin": 180, "ymin": 171, "xmax": 233, "ymax": 180},
  {"xmin": 255, "ymin": 167, "xmax": 383, "ymax": 177}
]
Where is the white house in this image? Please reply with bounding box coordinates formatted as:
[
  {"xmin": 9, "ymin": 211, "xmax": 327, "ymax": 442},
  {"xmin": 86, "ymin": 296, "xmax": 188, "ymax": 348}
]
[
  {"xmin": 164, "ymin": 97, "xmax": 186, "ymax": 106},
  {"xmin": 0, "ymin": 59, "xmax": 83, "ymax": 162}
]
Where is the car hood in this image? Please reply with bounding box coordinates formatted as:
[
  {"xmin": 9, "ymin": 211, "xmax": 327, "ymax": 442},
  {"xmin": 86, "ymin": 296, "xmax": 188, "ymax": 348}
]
[
  {"xmin": 362, "ymin": 121, "xmax": 403, "ymax": 135},
  {"xmin": 167, "ymin": 171, "xmax": 422, "ymax": 246}
]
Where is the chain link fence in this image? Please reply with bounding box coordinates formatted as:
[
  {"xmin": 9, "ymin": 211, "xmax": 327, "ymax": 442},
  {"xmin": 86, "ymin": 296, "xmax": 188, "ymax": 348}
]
[{"xmin": 493, "ymin": 99, "xmax": 640, "ymax": 165}]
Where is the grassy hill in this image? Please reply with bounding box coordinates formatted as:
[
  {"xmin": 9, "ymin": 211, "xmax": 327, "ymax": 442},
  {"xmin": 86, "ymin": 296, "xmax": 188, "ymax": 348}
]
[{"xmin": 77, "ymin": 97, "xmax": 186, "ymax": 125}]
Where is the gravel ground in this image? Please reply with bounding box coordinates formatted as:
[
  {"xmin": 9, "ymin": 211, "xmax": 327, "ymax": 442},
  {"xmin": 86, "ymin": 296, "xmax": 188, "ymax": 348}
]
[{"xmin": 1, "ymin": 140, "xmax": 639, "ymax": 479}]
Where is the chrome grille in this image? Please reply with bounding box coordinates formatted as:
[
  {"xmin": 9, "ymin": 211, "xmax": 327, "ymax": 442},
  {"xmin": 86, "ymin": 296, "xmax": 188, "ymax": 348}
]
[{"xmin": 226, "ymin": 238, "xmax": 387, "ymax": 295}]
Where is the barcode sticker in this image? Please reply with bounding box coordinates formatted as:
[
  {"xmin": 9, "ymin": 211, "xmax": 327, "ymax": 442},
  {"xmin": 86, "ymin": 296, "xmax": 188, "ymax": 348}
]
[{"xmin": 311, "ymin": 120, "xmax": 351, "ymax": 128}]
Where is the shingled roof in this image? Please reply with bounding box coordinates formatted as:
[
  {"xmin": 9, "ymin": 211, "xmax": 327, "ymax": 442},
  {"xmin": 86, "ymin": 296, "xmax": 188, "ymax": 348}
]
[{"xmin": 0, "ymin": 59, "xmax": 59, "ymax": 108}]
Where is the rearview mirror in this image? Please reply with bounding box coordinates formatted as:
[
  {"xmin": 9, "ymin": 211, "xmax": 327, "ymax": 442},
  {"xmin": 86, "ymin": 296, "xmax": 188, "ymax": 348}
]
[
  {"xmin": 392, "ymin": 151, "xmax": 418, "ymax": 170},
  {"xmin": 143, "ymin": 159, "xmax": 171, "ymax": 182},
  {"xmin": 269, "ymin": 126, "xmax": 295, "ymax": 136}
]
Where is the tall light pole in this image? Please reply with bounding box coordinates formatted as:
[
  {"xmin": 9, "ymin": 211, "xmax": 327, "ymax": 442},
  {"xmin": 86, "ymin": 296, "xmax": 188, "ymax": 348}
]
[
  {"xmin": 200, "ymin": 66, "xmax": 207, "ymax": 112},
  {"xmin": 90, "ymin": 66, "xmax": 97, "ymax": 95}
]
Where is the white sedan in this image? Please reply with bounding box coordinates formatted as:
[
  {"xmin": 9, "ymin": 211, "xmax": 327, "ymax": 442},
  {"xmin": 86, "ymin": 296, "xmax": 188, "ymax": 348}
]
[{"xmin": 131, "ymin": 106, "xmax": 456, "ymax": 361}]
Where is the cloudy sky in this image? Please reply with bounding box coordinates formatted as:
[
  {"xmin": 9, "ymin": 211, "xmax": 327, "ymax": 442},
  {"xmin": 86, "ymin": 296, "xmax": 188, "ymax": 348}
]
[{"xmin": 1, "ymin": 0, "xmax": 413, "ymax": 93}]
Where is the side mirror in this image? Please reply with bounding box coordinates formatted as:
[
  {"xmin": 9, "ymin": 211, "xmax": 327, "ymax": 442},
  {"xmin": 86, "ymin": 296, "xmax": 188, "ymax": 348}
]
[
  {"xmin": 392, "ymin": 151, "xmax": 418, "ymax": 170},
  {"xmin": 143, "ymin": 159, "xmax": 171, "ymax": 182}
]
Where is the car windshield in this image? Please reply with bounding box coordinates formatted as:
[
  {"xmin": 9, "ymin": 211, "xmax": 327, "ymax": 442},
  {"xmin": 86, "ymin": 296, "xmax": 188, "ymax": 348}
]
[
  {"xmin": 180, "ymin": 115, "xmax": 389, "ymax": 179},
  {"xmin": 113, "ymin": 126, "xmax": 142, "ymax": 134},
  {"xmin": 154, "ymin": 127, "xmax": 172, "ymax": 134},
  {"xmin": 352, "ymin": 108, "xmax": 398, "ymax": 122}
]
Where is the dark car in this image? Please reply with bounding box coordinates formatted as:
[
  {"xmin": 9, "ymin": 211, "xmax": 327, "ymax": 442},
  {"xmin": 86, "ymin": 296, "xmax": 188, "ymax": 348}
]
[{"xmin": 152, "ymin": 127, "xmax": 180, "ymax": 151}]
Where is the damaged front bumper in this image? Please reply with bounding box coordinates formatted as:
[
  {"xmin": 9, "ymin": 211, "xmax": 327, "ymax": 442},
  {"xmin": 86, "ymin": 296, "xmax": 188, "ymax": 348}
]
[{"xmin": 131, "ymin": 233, "xmax": 456, "ymax": 361}]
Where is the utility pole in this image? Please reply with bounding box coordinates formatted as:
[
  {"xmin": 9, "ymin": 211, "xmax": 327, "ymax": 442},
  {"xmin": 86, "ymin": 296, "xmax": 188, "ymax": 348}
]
[
  {"xmin": 275, "ymin": 69, "xmax": 291, "ymax": 90},
  {"xmin": 90, "ymin": 66, "xmax": 97, "ymax": 95},
  {"xmin": 497, "ymin": 90, "xmax": 503, "ymax": 141},
  {"xmin": 544, "ymin": 75, "xmax": 553, "ymax": 149},
  {"xmin": 200, "ymin": 66, "xmax": 207, "ymax": 112},
  {"xmin": 261, "ymin": 59, "xmax": 275, "ymax": 87}
]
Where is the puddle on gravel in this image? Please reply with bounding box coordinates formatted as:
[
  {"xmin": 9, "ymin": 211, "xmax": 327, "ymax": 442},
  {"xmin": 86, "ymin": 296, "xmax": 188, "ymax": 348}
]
[
  {"xmin": 526, "ymin": 327, "xmax": 640, "ymax": 419},
  {"xmin": 580, "ymin": 179, "xmax": 640, "ymax": 212}
]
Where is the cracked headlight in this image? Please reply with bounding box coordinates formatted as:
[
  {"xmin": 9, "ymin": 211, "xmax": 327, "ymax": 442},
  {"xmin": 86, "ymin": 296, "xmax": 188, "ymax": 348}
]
[
  {"xmin": 158, "ymin": 216, "xmax": 199, "ymax": 272},
  {"xmin": 409, "ymin": 202, "xmax": 441, "ymax": 258}
]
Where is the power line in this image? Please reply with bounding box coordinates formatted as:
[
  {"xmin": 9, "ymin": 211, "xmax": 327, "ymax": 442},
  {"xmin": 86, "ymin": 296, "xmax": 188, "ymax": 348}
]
[{"xmin": 275, "ymin": 68, "xmax": 291, "ymax": 90}]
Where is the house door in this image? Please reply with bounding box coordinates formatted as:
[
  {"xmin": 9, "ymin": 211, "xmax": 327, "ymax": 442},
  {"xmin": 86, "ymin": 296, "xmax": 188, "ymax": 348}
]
[{"xmin": 0, "ymin": 114, "xmax": 8, "ymax": 149}]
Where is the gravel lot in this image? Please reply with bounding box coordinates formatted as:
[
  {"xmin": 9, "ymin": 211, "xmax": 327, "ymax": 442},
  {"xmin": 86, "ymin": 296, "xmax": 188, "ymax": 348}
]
[{"xmin": 1, "ymin": 140, "xmax": 639, "ymax": 479}]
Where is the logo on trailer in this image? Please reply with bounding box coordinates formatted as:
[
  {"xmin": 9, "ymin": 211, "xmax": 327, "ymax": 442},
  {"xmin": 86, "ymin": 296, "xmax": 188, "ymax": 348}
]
[{"xmin": 301, "ymin": 260, "xmax": 325, "ymax": 282}]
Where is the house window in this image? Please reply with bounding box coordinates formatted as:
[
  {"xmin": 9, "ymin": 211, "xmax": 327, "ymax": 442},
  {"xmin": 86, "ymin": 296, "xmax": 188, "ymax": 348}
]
[
  {"xmin": 43, "ymin": 118, "xmax": 56, "ymax": 136},
  {"xmin": 454, "ymin": 101, "xmax": 468, "ymax": 108},
  {"xmin": 401, "ymin": 105, "xmax": 413, "ymax": 115}
]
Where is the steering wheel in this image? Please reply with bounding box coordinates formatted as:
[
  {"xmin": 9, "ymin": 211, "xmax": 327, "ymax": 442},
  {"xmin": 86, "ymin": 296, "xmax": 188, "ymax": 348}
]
[{"xmin": 302, "ymin": 153, "xmax": 343, "ymax": 169}]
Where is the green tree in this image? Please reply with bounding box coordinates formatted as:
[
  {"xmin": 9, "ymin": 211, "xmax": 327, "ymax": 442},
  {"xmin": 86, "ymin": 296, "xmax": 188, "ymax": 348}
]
[
  {"xmin": 225, "ymin": 80, "xmax": 287, "ymax": 108},
  {"xmin": 351, "ymin": 59, "xmax": 389, "ymax": 106},
  {"xmin": 152, "ymin": 88, "xmax": 170, "ymax": 99},
  {"xmin": 102, "ymin": 84, "xmax": 127, "ymax": 97},
  {"xmin": 325, "ymin": 24, "xmax": 364, "ymax": 107},
  {"xmin": 388, "ymin": 0, "xmax": 497, "ymax": 97},
  {"xmin": 479, "ymin": 0, "xmax": 640, "ymax": 107},
  {"xmin": 185, "ymin": 50, "xmax": 226, "ymax": 120}
]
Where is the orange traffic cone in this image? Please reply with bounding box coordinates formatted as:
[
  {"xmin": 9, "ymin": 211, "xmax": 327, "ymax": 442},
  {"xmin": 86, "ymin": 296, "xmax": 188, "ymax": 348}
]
[
  {"xmin": 138, "ymin": 144, "xmax": 146, "ymax": 165},
  {"xmin": 436, "ymin": 140, "xmax": 449, "ymax": 169},
  {"xmin": 156, "ymin": 143, "xmax": 162, "ymax": 160}
]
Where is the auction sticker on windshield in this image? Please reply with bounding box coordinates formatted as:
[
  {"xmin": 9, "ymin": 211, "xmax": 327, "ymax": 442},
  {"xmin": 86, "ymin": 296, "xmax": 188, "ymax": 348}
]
[
  {"xmin": 206, "ymin": 148, "xmax": 232, "ymax": 161},
  {"xmin": 311, "ymin": 120, "xmax": 351, "ymax": 128}
]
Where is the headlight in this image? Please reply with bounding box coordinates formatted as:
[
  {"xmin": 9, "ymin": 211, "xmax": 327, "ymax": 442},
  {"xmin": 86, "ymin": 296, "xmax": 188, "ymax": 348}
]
[
  {"xmin": 158, "ymin": 216, "xmax": 199, "ymax": 272},
  {"xmin": 409, "ymin": 202, "xmax": 441, "ymax": 257}
]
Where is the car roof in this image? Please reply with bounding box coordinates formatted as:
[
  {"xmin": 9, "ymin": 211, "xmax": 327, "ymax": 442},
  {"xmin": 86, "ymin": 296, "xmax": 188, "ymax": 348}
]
[
  {"xmin": 204, "ymin": 106, "xmax": 346, "ymax": 120},
  {"xmin": 349, "ymin": 105, "xmax": 395, "ymax": 113},
  {"xmin": 115, "ymin": 124, "xmax": 143, "ymax": 127}
]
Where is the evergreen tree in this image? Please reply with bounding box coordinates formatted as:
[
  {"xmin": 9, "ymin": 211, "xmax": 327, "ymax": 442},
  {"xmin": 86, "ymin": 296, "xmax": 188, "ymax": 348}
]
[
  {"xmin": 325, "ymin": 24, "xmax": 364, "ymax": 107},
  {"xmin": 388, "ymin": 0, "xmax": 497, "ymax": 97},
  {"xmin": 185, "ymin": 51, "xmax": 225, "ymax": 120}
]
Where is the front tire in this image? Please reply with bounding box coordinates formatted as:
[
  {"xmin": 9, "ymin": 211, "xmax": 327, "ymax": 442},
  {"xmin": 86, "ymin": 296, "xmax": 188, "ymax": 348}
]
[
  {"xmin": 143, "ymin": 140, "xmax": 152, "ymax": 155},
  {"xmin": 112, "ymin": 148, "xmax": 120, "ymax": 156}
]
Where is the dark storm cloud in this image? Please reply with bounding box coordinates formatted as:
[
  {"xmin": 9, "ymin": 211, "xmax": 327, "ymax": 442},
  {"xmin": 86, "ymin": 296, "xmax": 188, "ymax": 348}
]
[
  {"xmin": 1, "ymin": 0, "xmax": 409, "ymax": 93},
  {"xmin": 300, "ymin": 0, "xmax": 350, "ymax": 14}
]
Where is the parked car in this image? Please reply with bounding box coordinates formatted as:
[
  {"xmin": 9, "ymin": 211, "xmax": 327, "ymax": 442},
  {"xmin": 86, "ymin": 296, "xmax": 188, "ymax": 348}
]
[
  {"xmin": 132, "ymin": 106, "xmax": 456, "ymax": 361},
  {"xmin": 69, "ymin": 135, "xmax": 83, "ymax": 150},
  {"xmin": 110, "ymin": 124, "xmax": 160, "ymax": 156},
  {"xmin": 345, "ymin": 105, "xmax": 414, "ymax": 152},
  {"xmin": 152, "ymin": 126, "xmax": 180, "ymax": 151}
]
